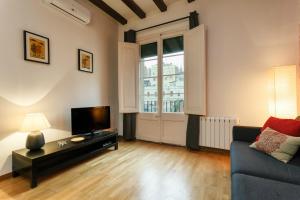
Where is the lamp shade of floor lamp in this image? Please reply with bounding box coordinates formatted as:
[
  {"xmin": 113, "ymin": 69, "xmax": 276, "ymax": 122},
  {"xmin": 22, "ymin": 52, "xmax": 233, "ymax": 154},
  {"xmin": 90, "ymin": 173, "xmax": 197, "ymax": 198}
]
[
  {"xmin": 273, "ymin": 65, "xmax": 297, "ymax": 118},
  {"xmin": 21, "ymin": 113, "xmax": 51, "ymax": 150}
]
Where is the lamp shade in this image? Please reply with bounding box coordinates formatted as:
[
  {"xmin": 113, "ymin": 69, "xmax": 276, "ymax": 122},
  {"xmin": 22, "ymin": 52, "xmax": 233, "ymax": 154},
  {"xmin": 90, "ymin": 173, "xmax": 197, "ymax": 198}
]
[
  {"xmin": 21, "ymin": 113, "xmax": 51, "ymax": 132},
  {"xmin": 273, "ymin": 65, "xmax": 297, "ymax": 118}
]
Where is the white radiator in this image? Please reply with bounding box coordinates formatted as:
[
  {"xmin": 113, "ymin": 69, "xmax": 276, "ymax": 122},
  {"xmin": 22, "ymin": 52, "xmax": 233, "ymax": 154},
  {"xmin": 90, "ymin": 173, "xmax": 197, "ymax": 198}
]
[{"xmin": 199, "ymin": 117, "xmax": 239, "ymax": 150}]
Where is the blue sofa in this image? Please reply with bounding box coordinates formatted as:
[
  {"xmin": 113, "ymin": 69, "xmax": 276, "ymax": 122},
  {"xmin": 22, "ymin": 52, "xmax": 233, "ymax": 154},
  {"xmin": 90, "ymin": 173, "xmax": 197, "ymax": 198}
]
[{"xmin": 230, "ymin": 126, "xmax": 300, "ymax": 200}]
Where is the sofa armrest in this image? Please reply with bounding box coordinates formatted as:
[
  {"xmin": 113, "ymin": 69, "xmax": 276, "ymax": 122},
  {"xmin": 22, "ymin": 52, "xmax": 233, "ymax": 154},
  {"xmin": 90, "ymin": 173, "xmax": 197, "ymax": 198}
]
[{"xmin": 232, "ymin": 126, "xmax": 261, "ymax": 143}]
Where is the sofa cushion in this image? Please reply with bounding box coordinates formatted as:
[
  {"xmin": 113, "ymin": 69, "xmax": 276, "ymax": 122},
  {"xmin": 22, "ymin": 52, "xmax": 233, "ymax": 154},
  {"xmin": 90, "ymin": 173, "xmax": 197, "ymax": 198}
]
[
  {"xmin": 250, "ymin": 127, "xmax": 300, "ymax": 163},
  {"xmin": 232, "ymin": 173, "xmax": 300, "ymax": 200},
  {"xmin": 261, "ymin": 116, "xmax": 300, "ymax": 137},
  {"xmin": 231, "ymin": 141, "xmax": 300, "ymax": 185}
]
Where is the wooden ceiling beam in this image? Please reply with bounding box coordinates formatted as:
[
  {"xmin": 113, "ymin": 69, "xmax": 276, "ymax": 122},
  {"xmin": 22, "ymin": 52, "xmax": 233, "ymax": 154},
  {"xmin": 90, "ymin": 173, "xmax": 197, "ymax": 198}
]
[
  {"xmin": 89, "ymin": 0, "xmax": 127, "ymax": 25},
  {"xmin": 153, "ymin": 0, "xmax": 167, "ymax": 12},
  {"xmin": 122, "ymin": 0, "xmax": 146, "ymax": 19}
]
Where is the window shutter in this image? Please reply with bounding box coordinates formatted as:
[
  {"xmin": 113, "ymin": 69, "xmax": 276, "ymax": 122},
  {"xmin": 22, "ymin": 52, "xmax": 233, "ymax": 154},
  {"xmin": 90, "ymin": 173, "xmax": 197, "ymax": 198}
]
[
  {"xmin": 184, "ymin": 25, "xmax": 206, "ymax": 115},
  {"xmin": 118, "ymin": 42, "xmax": 139, "ymax": 113},
  {"xmin": 163, "ymin": 36, "xmax": 184, "ymax": 54},
  {"xmin": 141, "ymin": 42, "xmax": 157, "ymax": 59}
]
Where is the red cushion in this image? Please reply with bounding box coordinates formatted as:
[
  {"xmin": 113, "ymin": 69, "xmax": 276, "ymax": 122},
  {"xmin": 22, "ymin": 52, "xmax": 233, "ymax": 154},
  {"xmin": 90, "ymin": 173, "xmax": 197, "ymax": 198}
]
[{"xmin": 261, "ymin": 117, "xmax": 300, "ymax": 137}]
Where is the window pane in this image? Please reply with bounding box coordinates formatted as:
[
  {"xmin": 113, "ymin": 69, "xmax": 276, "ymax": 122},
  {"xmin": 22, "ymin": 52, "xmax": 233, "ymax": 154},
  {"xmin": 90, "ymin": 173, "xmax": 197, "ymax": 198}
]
[
  {"xmin": 163, "ymin": 74, "xmax": 184, "ymax": 92},
  {"xmin": 141, "ymin": 57, "xmax": 158, "ymax": 77},
  {"xmin": 163, "ymin": 36, "xmax": 184, "ymax": 113},
  {"xmin": 143, "ymin": 77, "xmax": 157, "ymax": 95},
  {"xmin": 163, "ymin": 53, "xmax": 184, "ymax": 75},
  {"xmin": 163, "ymin": 74, "xmax": 184, "ymax": 112},
  {"xmin": 140, "ymin": 42, "xmax": 158, "ymax": 113},
  {"xmin": 163, "ymin": 36, "xmax": 184, "ymax": 54},
  {"xmin": 162, "ymin": 97, "xmax": 184, "ymax": 112},
  {"xmin": 142, "ymin": 95, "xmax": 158, "ymax": 112},
  {"xmin": 141, "ymin": 76, "xmax": 158, "ymax": 113}
]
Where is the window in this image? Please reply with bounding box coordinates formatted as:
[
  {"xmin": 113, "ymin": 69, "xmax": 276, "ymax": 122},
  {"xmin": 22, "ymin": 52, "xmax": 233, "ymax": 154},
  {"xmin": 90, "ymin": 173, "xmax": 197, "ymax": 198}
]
[
  {"xmin": 140, "ymin": 42, "xmax": 158, "ymax": 112},
  {"xmin": 140, "ymin": 36, "xmax": 184, "ymax": 113},
  {"xmin": 162, "ymin": 36, "xmax": 184, "ymax": 112}
]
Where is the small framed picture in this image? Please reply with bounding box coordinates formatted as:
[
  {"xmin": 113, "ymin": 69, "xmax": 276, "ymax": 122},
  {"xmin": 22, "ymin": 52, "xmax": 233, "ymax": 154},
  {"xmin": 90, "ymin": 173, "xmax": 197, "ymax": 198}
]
[
  {"xmin": 24, "ymin": 31, "xmax": 50, "ymax": 64},
  {"xmin": 78, "ymin": 49, "xmax": 93, "ymax": 73}
]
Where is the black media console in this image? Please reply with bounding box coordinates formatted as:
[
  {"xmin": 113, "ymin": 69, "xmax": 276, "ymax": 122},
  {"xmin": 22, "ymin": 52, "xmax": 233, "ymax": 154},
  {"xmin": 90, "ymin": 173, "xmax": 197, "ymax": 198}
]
[{"xmin": 12, "ymin": 132, "xmax": 118, "ymax": 188}]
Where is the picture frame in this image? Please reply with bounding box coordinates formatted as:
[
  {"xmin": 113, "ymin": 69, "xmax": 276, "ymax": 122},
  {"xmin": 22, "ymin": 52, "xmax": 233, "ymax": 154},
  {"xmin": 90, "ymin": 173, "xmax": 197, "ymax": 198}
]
[
  {"xmin": 78, "ymin": 49, "xmax": 93, "ymax": 73},
  {"xmin": 24, "ymin": 31, "xmax": 50, "ymax": 64}
]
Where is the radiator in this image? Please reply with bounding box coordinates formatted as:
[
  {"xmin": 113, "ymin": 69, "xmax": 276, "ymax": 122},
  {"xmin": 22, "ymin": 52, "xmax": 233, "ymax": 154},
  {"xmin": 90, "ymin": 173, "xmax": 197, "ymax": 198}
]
[{"xmin": 199, "ymin": 117, "xmax": 239, "ymax": 150}]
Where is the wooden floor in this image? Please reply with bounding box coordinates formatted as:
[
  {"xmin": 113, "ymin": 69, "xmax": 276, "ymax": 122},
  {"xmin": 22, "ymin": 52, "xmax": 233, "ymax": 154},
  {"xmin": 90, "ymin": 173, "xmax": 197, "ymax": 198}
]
[{"xmin": 0, "ymin": 140, "xmax": 230, "ymax": 200}]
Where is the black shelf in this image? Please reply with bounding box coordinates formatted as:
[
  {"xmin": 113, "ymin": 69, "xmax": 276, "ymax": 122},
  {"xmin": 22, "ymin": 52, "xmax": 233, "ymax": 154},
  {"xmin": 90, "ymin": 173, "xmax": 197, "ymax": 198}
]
[{"xmin": 12, "ymin": 132, "xmax": 118, "ymax": 188}]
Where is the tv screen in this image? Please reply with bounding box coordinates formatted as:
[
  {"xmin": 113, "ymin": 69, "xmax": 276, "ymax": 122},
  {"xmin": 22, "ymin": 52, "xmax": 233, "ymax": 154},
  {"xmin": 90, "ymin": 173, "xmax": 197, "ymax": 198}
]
[{"xmin": 71, "ymin": 106, "xmax": 110, "ymax": 135}]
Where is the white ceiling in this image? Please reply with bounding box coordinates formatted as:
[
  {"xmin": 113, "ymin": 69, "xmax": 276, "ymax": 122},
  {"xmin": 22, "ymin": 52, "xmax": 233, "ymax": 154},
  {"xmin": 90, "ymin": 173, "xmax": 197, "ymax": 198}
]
[{"xmin": 102, "ymin": 0, "xmax": 181, "ymax": 20}]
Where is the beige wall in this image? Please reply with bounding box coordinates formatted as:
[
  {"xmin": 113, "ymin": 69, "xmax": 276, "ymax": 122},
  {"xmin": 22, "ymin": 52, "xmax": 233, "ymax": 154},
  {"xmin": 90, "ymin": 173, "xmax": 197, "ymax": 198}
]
[
  {"xmin": 0, "ymin": 0, "xmax": 118, "ymax": 175},
  {"xmin": 119, "ymin": 0, "xmax": 300, "ymax": 129}
]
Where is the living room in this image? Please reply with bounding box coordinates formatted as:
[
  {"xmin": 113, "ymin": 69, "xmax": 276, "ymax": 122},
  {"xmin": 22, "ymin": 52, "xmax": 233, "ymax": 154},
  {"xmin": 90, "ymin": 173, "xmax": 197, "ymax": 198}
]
[{"xmin": 0, "ymin": 0, "xmax": 299, "ymax": 199}]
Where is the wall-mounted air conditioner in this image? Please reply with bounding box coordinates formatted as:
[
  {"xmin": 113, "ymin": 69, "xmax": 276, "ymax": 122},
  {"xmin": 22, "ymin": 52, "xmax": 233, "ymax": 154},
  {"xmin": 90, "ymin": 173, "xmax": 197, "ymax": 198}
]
[{"xmin": 44, "ymin": 0, "xmax": 91, "ymax": 25}]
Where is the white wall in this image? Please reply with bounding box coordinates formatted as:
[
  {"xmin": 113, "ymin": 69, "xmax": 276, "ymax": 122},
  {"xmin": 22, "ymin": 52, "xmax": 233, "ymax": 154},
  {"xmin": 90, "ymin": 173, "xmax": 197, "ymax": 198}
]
[
  {"xmin": 0, "ymin": 0, "xmax": 118, "ymax": 175},
  {"xmin": 119, "ymin": 0, "xmax": 300, "ymax": 128}
]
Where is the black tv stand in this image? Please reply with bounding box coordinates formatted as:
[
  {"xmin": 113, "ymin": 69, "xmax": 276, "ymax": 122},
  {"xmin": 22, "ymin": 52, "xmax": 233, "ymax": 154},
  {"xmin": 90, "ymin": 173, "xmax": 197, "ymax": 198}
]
[{"xmin": 12, "ymin": 131, "xmax": 118, "ymax": 188}]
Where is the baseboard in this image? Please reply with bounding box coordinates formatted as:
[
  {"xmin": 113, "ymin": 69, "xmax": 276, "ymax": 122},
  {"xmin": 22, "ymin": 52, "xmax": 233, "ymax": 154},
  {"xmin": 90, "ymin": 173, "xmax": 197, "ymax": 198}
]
[
  {"xmin": 136, "ymin": 135, "xmax": 161, "ymax": 143},
  {"xmin": 118, "ymin": 135, "xmax": 127, "ymax": 142},
  {"xmin": 134, "ymin": 139, "xmax": 185, "ymax": 149},
  {"xmin": 0, "ymin": 172, "xmax": 11, "ymax": 181},
  {"xmin": 199, "ymin": 146, "xmax": 230, "ymax": 154},
  {"xmin": 120, "ymin": 137, "xmax": 230, "ymax": 154}
]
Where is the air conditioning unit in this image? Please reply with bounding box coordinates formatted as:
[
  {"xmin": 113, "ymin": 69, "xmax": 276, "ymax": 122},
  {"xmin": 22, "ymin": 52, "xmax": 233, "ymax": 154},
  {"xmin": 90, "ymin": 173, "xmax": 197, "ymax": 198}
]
[{"xmin": 44, "ymin": 0, "xmax": 91, "ymax": 25}]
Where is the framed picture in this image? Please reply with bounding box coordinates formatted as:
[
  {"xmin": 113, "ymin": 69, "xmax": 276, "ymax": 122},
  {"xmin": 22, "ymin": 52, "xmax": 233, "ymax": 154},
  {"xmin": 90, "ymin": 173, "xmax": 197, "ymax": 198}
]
[
  {"xmin": 24, "ymin": 31, "xmax": 50, "ymax": 64},
  {"xmin": 78, "ymin": 49, "xmax": 93, "ymax": 73}
]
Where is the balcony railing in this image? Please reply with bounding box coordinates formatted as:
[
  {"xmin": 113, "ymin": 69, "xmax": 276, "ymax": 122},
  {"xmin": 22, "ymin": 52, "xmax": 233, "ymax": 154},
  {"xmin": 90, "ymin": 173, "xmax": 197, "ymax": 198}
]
[
  {"xmin": 143, "ymin": 100, "xmax": 184, "ymax": 113},
  {"xmin": 144, "ymin": 101, "xmax": 157, "ymax": 112}
]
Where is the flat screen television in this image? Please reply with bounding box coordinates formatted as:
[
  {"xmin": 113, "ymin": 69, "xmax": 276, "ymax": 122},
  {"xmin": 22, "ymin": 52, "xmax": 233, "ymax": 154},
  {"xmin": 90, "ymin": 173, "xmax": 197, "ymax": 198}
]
[{"xmin": 71, "ymin": 106, "xmax": 110, "ymax": 135}]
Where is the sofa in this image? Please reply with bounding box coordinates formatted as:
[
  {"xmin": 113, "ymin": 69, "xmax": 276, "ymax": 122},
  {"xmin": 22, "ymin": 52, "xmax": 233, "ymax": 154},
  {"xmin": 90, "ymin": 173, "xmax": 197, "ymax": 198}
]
[{"xmin": 230, "ymin": 126, "xmax": 300, "ymax": 200}]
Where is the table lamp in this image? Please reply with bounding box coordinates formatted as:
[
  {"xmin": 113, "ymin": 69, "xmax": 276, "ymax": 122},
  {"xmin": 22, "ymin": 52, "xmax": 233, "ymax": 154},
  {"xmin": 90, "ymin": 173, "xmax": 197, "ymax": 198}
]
[{"xmin": 21, "ymin": 113, "xmax": 51, "ymax": 151}]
